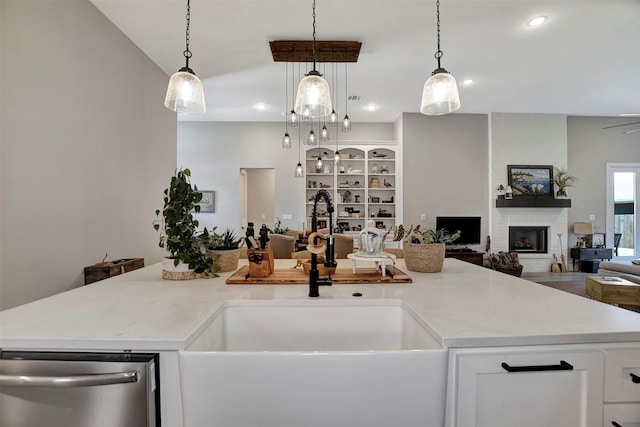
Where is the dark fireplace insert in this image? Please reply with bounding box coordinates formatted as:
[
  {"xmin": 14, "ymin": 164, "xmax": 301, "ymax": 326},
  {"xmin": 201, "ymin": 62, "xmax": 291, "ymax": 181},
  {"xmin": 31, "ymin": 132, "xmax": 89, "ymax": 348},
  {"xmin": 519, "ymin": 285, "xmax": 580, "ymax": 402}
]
[{"xmin": 509, "ymin": 226, "xmax": 548, "ymax": 253}]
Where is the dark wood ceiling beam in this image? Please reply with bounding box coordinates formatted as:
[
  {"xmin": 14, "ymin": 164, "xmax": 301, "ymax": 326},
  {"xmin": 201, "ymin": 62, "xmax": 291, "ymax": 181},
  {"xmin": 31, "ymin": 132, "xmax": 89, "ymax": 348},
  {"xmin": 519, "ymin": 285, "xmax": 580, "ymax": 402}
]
[{"xmin": 269, "ymin": 40, "xmax": 362, "ymax": 63}]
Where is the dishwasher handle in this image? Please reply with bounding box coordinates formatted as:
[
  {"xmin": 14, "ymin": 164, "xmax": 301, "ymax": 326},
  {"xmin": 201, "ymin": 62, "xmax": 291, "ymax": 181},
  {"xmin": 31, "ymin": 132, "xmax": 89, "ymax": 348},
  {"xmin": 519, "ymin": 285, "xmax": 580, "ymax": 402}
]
[{"xmin": 0, "ymin": 370, "xmax": 139, "ymax": 388}]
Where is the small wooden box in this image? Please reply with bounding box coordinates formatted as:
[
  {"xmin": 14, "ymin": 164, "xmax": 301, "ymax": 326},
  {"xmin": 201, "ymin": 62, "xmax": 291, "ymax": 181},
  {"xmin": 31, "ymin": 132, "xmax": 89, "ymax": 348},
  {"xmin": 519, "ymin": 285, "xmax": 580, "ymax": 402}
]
[
  {"xmin": 84, "ymin": 258, "xmax": 144, "ymax": 285},
  {"xmin": 586, "ymin": 275, "xmax": 640, "ymax": 311}
]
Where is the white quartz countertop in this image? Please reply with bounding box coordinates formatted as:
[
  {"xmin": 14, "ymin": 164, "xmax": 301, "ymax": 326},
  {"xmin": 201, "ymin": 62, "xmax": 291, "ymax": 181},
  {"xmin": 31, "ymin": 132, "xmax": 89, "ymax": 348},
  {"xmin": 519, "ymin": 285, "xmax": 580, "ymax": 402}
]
[{"xmin": 2, "ymin": 258, "xmax": 640, "ymax": 351}]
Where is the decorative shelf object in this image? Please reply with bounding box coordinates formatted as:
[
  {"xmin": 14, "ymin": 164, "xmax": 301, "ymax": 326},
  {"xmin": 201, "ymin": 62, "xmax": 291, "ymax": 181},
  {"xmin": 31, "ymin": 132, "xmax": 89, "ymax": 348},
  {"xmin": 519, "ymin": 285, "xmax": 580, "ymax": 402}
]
[
  {"xmin": 305, "ymin": 146, "xmax": 398, "ymax": 230},
  {"xmin": 496, "ymin": 198, "xmax": 572, "ymax": 208}
]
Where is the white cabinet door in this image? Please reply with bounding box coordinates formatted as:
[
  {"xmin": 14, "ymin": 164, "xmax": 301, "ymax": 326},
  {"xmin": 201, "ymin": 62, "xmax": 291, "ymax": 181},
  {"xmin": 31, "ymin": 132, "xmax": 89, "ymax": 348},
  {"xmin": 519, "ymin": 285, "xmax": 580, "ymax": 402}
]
[
  {"xmin": 604, "ymin": 403, "xmax": 640, "ymax": 427},
  {"xmin": 449, "ymin": 347, "xmax": 604, "ymax": 427},
  {"xmin": 604, "ymin": 348, "xmax": 640, "ymax": 403}
]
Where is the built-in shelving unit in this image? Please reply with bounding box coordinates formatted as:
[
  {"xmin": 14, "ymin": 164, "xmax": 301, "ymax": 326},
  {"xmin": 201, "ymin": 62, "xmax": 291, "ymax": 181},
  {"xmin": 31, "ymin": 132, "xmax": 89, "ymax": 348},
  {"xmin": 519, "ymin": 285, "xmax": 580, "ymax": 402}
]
[
  {"xmin": 305, "ymin": 145, "xmax": 398, "ymax": 232},
  {"xmin": 495, "ymin": 198, "xmax": 572, "ymax": 208}
]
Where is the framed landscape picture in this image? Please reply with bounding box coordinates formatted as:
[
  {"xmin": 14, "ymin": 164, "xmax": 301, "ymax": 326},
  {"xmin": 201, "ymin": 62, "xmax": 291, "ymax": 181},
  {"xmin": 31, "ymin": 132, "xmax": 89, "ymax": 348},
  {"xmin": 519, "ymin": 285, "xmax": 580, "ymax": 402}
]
[
  {"xmin": 507, "ymin": 165, "xmax": 554, "ymax": 198},
  {"xmin": 198, "ymin": 190, "xmax": 215, "ymax": 213}
]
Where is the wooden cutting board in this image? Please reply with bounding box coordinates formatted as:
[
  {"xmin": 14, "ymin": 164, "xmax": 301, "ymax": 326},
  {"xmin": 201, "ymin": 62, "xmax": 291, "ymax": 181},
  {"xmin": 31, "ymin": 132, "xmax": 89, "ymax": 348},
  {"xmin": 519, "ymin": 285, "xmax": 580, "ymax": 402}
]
[{"xmin": 226, "ymin": 265, "xmax": 412, "ymax": 284}]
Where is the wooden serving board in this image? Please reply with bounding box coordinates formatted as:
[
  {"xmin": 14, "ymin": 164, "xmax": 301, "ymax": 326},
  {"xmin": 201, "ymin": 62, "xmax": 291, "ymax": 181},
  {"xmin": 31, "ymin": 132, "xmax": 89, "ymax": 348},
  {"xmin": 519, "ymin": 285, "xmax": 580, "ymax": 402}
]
[{"xmin": 226, "ymin": 265, "xmax": 412, "ymax": 285}]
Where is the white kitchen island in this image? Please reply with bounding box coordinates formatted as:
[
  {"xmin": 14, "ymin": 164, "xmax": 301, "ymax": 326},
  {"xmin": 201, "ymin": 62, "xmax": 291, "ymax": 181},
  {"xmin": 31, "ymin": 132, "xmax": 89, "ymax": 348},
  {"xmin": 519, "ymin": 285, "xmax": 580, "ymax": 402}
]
[{"xmin": 2, "ymin": 258, "xmax": 640, "ymax": 426}]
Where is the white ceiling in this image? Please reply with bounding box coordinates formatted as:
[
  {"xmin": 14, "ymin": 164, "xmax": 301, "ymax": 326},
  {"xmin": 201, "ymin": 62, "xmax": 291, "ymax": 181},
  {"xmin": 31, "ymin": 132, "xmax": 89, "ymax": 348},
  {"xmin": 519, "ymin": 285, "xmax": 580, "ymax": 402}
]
[{"xmin": 91, "ymin": 0, "xmax": 640, "ymax": 123}]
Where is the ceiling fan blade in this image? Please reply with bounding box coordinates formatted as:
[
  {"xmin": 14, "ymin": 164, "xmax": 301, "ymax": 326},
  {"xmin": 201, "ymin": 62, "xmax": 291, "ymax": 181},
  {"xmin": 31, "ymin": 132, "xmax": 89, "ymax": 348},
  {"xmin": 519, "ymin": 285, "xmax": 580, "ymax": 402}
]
[{"xmin": 602, "ymin": 121, "xmax": 640, "ymax": 129}]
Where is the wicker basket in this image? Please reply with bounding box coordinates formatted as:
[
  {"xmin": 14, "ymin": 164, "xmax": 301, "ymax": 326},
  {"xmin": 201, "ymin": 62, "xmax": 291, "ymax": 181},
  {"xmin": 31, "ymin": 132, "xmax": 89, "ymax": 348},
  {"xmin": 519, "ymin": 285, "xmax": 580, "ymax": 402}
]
[
  {"xmin": 162, "ymin": 270, "xmax": 204, "ymax": 280},
  {"xmin": 404, "ymin": 243, "xmax": 446, "ymax": 273},
  {"xmin": 206, "ymin": 248, "xmax": 241, "ymax": 273}
]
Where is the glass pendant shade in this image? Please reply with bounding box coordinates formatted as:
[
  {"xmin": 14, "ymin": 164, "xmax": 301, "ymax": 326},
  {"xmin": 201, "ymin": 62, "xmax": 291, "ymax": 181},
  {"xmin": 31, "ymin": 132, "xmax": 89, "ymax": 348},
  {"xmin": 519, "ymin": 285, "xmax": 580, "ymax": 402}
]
[
  {"xmin": 295, "ymin": 162, "xmax": 304, "ymax": 178},
  {"xmin": 329, "ymin": 110, "xmax": 338, "ymax": 125},
  {"xmin": 307, "ymin": 130, "xmax": 316, "ymax": 145},
  {"xmin": 282, "ymin": 132, "xmax": 292, "ymax": 148},
  {"xmin": 334, "ymin": 150, "xmax": 341, "ymax": 163},
  {"xmin": 320, "ymin": 125, "xmax": 329, "ymax": 141},
  {"xmin": 164, "ymin": 69, "xmax": 206, "ymax": 114},
  {"xmin": 289, "ymin": 110, "xmax": 299, "ymax": 127},
  {"xmin": 420, "ymin": 70, "xmax": 461, "ymax": 115},
  {"xmin": 316, "ymin": 156, "xmax": 323, "ymax": 171},
  {"xmin": 294, "ymin": 71, "xmax": 332, "ymax": 118},
  {"xmin": 341, "ymin": 115, "xmax": 351, "ymax": 132}
]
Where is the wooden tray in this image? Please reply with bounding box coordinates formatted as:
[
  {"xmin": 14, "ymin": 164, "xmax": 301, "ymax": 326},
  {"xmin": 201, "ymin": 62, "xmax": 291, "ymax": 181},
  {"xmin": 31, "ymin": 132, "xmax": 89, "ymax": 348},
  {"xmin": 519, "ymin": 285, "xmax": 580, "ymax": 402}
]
[{"xmin": 226, "ymin": 265, "xmax": 412, "ymax": 285}]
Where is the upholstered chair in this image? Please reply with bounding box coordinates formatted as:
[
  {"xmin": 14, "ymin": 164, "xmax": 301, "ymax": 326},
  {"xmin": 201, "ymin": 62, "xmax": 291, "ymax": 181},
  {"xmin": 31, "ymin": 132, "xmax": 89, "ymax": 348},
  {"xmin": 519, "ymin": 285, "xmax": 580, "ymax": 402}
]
[
  {"xmin": 268, "ymin": 234, "xmax": 296, "ymax": 259},
  {"xmin": 333, "ymin": 233, "xmax": 355, "ymax": 259}
]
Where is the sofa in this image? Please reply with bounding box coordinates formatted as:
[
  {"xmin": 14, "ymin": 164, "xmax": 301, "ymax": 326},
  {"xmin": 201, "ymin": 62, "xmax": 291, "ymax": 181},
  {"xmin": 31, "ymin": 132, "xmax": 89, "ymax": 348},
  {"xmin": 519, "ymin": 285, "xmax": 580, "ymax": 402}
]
[{"xmin": 597, "ymin": 260, "xmax": 640, "ymax": 284}]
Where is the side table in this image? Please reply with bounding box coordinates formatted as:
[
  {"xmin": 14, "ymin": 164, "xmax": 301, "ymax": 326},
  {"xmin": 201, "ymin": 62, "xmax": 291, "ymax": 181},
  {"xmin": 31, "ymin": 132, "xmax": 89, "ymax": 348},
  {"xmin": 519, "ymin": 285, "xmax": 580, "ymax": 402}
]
[
  {"xmin": 570, "ymin": 247, "xmax": 613, "ymax": 272},
  {"xmin": 347, "ymin": 253, "xmax": 396, "ymax": 277},
  {"xmin": 586, "ymin": 275, "xmax": 640, "ymax": 312}
]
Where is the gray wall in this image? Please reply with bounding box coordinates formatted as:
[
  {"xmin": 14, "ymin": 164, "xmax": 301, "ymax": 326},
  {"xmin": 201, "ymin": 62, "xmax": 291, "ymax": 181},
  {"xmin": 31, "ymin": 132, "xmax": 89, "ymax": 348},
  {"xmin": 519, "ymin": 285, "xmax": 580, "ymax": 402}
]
[
  {"xmin": 0, "ymin": 1, "xmax": 176, "ymax": 310},
  {"xmin": 401, "ymin": 113, "xmax": 489, "ymax": 251},
  {"xmin": 567, "ymin": 116, "xmax": 640, "ymax": 241},
  {"xmin": 178, "ymin": 121, "xmax": 395, "ymax": 234}
]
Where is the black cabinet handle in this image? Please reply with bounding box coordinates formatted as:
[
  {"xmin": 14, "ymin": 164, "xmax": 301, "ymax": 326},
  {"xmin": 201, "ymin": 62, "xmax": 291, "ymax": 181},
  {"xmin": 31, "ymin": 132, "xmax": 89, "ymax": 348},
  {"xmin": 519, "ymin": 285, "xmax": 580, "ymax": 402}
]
[
  {"xmin": 631, "ymin": 373, "xmax": 640, "ymax": 384},
  {"xmin": 501, "ymin": 360, "xmax": 573, "ymax": 372},
  {"xmin": 612, "ymin": 422, "xmax": 623, "ymax": 427}
]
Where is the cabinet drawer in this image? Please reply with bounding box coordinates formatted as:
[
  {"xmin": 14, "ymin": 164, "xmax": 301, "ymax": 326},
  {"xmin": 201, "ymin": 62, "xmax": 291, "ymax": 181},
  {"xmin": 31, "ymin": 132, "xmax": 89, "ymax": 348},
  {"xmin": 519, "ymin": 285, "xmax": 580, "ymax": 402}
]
[
  {"xmin": 604, "ymin": 403, "xmax": 640, "ymax": 427},
  {"xmin": 605, "ymin": 349, "xmax": 640, "ymax": 402},
  {"xmin": 450, "ymin": 348, "xmax": 604, "ymax": 427}
]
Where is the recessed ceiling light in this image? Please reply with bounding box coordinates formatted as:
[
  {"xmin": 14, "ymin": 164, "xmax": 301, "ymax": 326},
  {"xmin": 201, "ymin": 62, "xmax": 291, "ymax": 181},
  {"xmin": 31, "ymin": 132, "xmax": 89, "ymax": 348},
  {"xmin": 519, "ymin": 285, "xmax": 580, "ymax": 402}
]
[
  {"xmin": 254, "ymin": 102, "xmax": 268, "ymax": 111},
  {"xmin": 364, "ymin": 104, "xmax": 378, "ymax": 112},
  {"xmin": 527, "ymin": 16, "xmax": 547, "ymax": 27},
  {"xmin": 461, "ymin": 79, "xmax": 475, "ymax": 86}
]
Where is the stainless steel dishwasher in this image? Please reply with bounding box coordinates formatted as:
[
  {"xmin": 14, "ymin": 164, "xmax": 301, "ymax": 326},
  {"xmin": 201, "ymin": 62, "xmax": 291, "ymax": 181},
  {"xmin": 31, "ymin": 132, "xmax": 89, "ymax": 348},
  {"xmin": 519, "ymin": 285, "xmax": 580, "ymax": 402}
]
[{"xmin": 0, "ymin": 350, "xmax": 160, "ymax": 426}]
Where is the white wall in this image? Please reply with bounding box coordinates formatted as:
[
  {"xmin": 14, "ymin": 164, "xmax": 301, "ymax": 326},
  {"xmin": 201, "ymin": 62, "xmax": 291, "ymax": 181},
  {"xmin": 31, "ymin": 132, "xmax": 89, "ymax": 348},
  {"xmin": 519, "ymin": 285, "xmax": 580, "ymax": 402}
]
[
  {"xmin": 0, "ymin": 1, "xmax": 176, "ymax": 309},
  {"xmin": 490, "ymin": 113, "xmax": 568, "ymax": 272},
  {"xmin": 178, "ymin": 121, "xmax": 395, "ymax": 234}
]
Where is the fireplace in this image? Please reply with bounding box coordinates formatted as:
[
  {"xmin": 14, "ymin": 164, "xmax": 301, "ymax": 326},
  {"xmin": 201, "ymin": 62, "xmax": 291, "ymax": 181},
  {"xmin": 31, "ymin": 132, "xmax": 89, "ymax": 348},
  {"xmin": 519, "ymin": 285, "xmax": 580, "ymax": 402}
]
[{"xmin": 509, "ymin": 226, "xmax": 548, "ymax": 253}]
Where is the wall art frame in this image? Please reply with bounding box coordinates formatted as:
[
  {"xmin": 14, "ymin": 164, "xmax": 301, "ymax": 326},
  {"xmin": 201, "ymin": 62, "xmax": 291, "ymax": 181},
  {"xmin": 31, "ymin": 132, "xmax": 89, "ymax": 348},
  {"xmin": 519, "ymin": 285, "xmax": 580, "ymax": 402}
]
[
  {"xmin": 507, "ymin": 165, "xmax": 554, "ymax": 198},
  {"xmin": 198, "ymin": 190, "xmax": 215, "ymax": 213}
]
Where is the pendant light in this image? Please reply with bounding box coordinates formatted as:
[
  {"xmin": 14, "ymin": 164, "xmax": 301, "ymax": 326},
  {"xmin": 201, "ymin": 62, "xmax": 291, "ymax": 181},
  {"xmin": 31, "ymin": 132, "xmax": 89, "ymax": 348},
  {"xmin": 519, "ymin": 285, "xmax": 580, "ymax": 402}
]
[
  {"xmin": 289, "ymin": 62, "xmax": 299, "ymax": 127},
  {"xmin": 307, "ymin": 129, "xmax": 316, "ymax": 145},
  {"xmin": 295, "ymin": 123, "xmax": 304, "ymax": 178},
  {"xmin": 316, "ymin": 123, "xmax": 324, "ymax": 172},
  {"xmin": 282, "ymin": 61, "xmax": 292, "ymax": 148},
  {"xmin": 341, "ymin": 61, "xmax": 351, "ymax": 132},
  {"xmin": 320, "ymin": 124, "xmax": 329, "ymax": 142},
  {"xmin": 164, "ymin": 0, "xmax": 206, "ymax": 114},
  {"xmin": 420, "ymin": 0, "xmax": 461, "ymax": 115},
  {"xmin": 294, "ymin": 0, "xmax": 332, "ymax": 118}
]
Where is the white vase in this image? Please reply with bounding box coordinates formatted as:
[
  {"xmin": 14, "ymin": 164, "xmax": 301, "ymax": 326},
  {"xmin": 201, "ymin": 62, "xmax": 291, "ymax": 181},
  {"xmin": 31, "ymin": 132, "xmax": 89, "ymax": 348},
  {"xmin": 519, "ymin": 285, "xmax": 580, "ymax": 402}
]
[{"xmin": 162, "ymin": 257, "xmax": 194, "ymax": 273}]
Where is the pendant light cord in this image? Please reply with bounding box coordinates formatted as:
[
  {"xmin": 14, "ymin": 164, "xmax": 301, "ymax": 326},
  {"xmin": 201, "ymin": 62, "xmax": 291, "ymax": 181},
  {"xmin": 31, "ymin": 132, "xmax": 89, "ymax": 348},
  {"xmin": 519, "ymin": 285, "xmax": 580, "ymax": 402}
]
[
  {"xmin": 285, "ymin": 61, "xmax": 289, "ymax": 133},
  {"xmin": 312, "ymin": 0, "xmax": 317, "ymax": 70},
  {"xmin": 183, "ymin": 0, "xmax": 192, "ymax": 69},
  {"xmin": 435, "ymin": 0, "xmax": 443, "ymax": 69}
]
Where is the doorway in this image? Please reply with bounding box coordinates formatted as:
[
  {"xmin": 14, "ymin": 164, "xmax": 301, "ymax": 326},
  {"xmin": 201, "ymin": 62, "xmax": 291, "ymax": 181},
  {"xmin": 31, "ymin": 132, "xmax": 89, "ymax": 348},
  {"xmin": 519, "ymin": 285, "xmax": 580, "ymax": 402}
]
[
  {"xmin": 606, "ymin": 163, "xmax": 638, "ymax": 258},
  {"xmin": 239, "ymin": 168, "xmax": 275, "ymax": 230}
]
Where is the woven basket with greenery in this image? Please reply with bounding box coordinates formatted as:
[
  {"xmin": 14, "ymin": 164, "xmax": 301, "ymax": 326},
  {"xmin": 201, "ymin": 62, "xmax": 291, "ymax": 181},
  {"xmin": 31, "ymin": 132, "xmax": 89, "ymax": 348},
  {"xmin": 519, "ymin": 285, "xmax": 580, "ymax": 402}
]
[
  {"xmin": 206, "ymin": 248, "xmax": 240, "ymax": 272},
  {"xmin": 399, "ymin": 226, "xmax": 461, "ymax": 273},
  {"xmin": 202, "ymin": 227, "xmax": 242, "ymax": 273},
  {"xmin": 404, "ymin": 243, "xmax": 446, "ymax": 273}
]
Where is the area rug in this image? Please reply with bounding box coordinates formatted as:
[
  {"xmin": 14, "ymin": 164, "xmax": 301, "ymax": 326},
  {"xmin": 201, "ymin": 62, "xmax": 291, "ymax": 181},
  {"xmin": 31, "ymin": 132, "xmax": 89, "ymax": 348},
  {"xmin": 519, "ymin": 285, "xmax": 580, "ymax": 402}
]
[{"xmin": 531, "ymin": 279, "xmax": 588, "ymax": 298}]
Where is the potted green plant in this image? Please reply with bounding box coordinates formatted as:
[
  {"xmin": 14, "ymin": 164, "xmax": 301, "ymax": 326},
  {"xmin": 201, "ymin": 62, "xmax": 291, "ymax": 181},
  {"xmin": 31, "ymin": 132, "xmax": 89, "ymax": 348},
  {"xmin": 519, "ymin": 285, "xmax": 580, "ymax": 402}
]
[
  {"xmin": 269, "ymin": 217, "xmax": 289, "ymax": 235},
  {"xmin": 204, "ymin": 227, "xmax": 243, "ymax": 272},
  {"xmin": 153, "ymin": 168, "xmax": 213, "ymax": 279},
  {"xmin": 553, "ymin": 168, "xmax": 578, "ymax": 198},
  {"xmin": 403, "ymin": 226, "xmax": 461, "ymax": 273}
]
